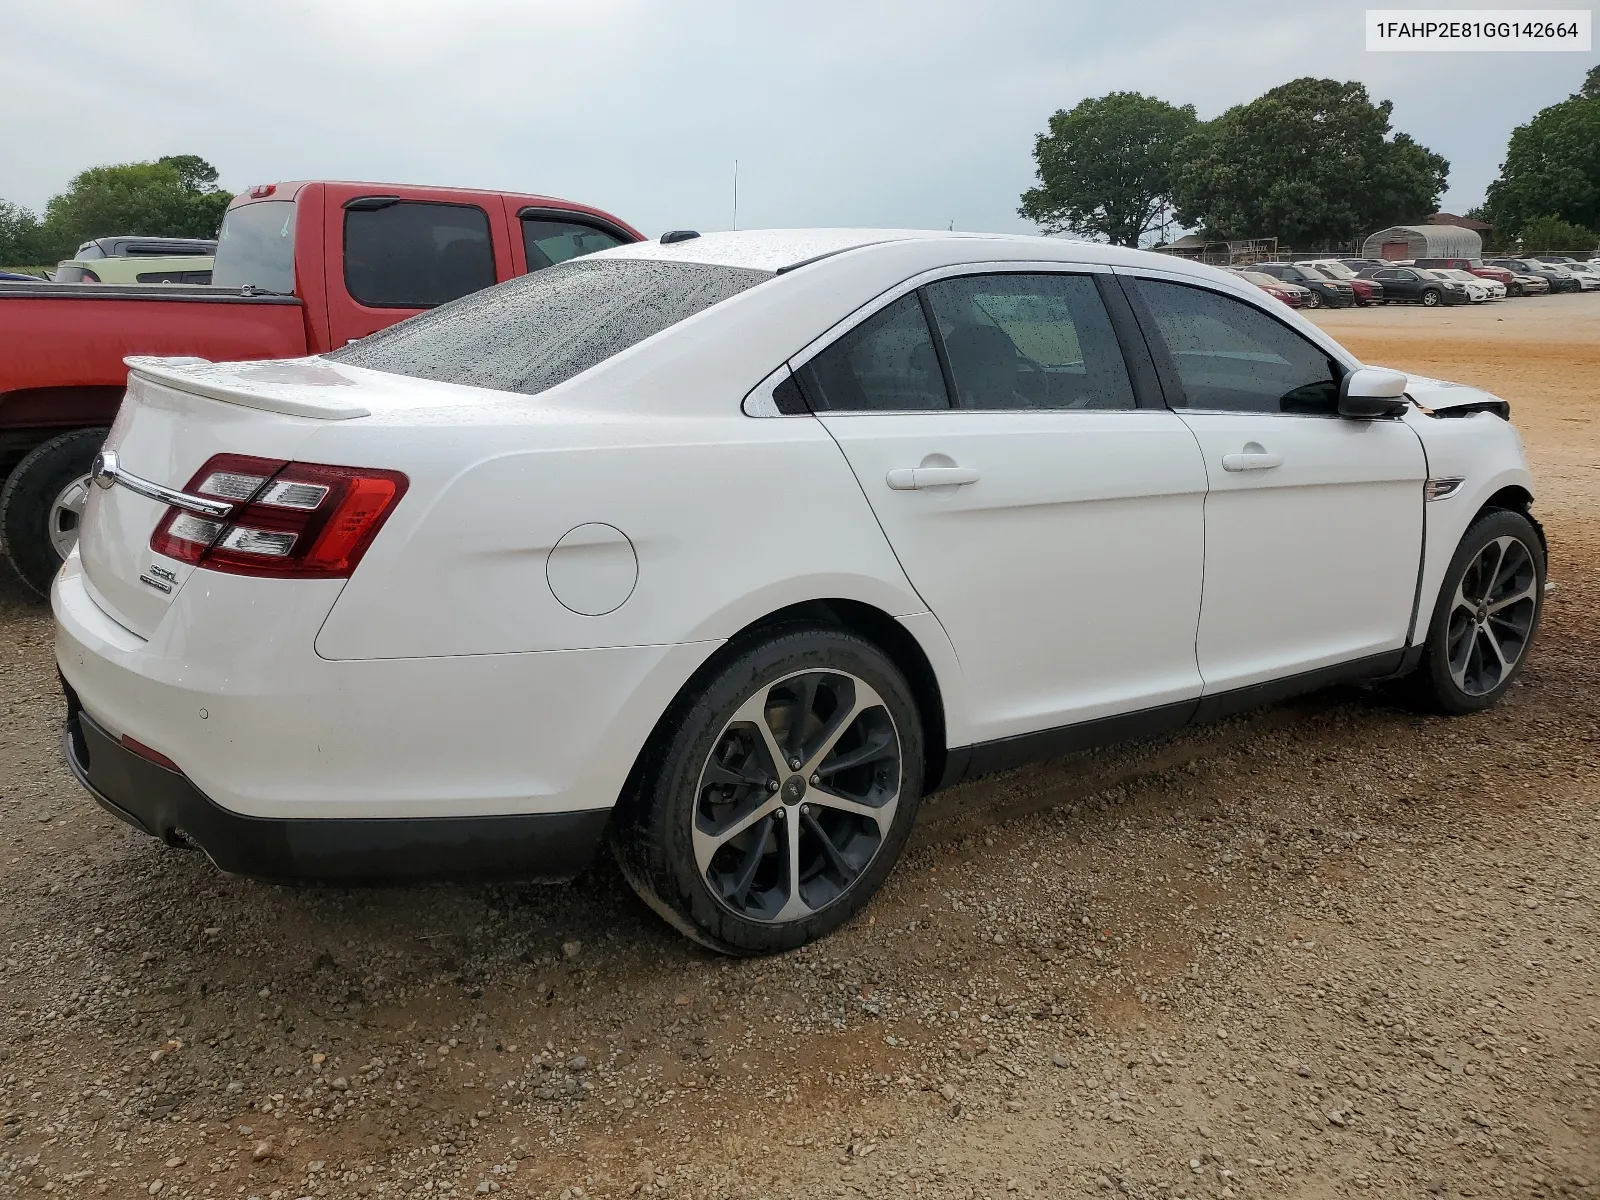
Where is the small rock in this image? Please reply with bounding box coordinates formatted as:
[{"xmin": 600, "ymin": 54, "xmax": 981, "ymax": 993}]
[
  {"xmin": 566, "ymin": 1055, "xmax": 589, "ymax": 1072},
  {"xmin": 251, "ymin": 1138, "xmax": 275, "ymax": 1162},
  {"xmin": 561, "ymin": 941, "xmax": 582, "ymax": 960},
  {"xmin": 307, "ymin": 1160, "xmax": 325, "ymax": 1173},
  {"xmin": 938, "ymin": 1083, "xmax": 957, "ymax": 1102},
  {"xmin": 1052, "ymin": 1053, "xmax": 1070, "ymax": 1069},
  {"xmin": 331, "ymin": 1077, "xmax": 349, "ymax": 1090}
]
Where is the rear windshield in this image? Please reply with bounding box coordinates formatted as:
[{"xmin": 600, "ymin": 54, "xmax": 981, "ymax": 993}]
[
  {"xmin": 212, "ymin": 201, "xmax": 296, "ymax": 293},
  {"xmin": 327, "ymin": 257, "xmax": 772, "ymax": 397}
]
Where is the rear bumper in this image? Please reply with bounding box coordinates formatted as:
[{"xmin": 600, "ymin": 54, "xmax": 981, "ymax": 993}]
[{"xmin": 63, "ymin": 694, "xmax": 609, "ymax": 884}]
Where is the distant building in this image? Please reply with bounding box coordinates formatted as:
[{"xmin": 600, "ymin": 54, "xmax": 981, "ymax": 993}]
[
  {"xmin": 1361, "ymin": 224, "xmax": 1483, "ymax": 262},
  {"xmin": 1425, "ymin": 211, "xmax": 1494, "ymax": 236}
]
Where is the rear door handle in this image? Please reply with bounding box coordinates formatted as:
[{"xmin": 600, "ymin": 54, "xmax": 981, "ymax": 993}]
[
  {"xmin": 886, "ymin": 466, "xmax": 980, "ymax": 491},
  {"xmin": 1220, "ymin": 451, "xmax": 1284, "ymax": 472}
]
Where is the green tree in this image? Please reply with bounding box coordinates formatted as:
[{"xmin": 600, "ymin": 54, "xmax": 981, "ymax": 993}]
[
  {"xmin": 1019, "ymin": 92, "xmax": 1198, "ymax": 246},
  {"xmin": 1578, "ymin": 63, "xmax": 1600, "ymax": 99},
  {"xmin": 0, "ymin": 200, "xmax": 49, "ymax": 266},
  {"xmin": 1516, "ymin": 214, "xmax": 1599, "ymax": 253},
  {"xmin": 1171, "ymin": 78, "xmax": 1448, "ymax": 246},
  {"xmin": 41, "ymin": 155, "xmax": 233, "ymax": 254},
  {"xmin": 1482, "ymin": 90, "xmax": 1600, "ymax": 239}
]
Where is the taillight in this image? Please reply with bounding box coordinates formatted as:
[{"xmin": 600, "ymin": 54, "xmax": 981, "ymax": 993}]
[{"xmin": 150, "ymin": 453, "xmax": 407, "ymax": 578}]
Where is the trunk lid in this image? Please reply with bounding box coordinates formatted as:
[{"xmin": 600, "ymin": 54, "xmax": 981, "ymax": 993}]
[{"xmin": 78, "ymin": 357, "xmax": 354, "ymax": 637}]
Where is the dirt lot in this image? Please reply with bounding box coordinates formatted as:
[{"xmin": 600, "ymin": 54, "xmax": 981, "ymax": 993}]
[{"xmin": 0, "ymin": 295, "xmax": 1596, "ymax": 1200}]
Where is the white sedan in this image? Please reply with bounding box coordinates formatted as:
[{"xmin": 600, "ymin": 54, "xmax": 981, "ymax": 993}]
[
  {"xmin": 1432, "ymin": 268, "xmax": 1506, "ymax": 301},
  {"xmin": 55, "ymin": 230, "xmax": 1545, "ymax": 954}
]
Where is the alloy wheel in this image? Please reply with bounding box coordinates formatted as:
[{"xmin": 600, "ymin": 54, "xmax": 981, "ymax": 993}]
[
  {"xmin": 692, "ymin": 669, "xmax": 901, "ymax": 924},
  {"xmin": 48, "ymin": 472, "xmax": 91, "ymax": 562},
  {"xmin": 1446, "ymin": 535, "xmax": 1538, "ymax": 696},
  {"xmin": 1304, "ymin": 291, "xmax": 1322, "ymax": 309}
]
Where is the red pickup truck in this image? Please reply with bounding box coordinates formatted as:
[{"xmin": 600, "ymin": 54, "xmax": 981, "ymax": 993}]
[{"xmin": 0, "ymin": 180, "xmax": 641, "ymax": 595}]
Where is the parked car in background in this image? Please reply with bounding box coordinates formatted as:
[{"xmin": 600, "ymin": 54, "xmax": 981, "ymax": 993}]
[
  {"xmin": 1413, "ymin": 257, "xmax": 1518, "ymax": 293},
  {"xmin": 1358, "ymin": 265, "xmax": 1470, "ymax": 306},
  {"xmin": 0, "ymin": 271, "xmax": 49, "ymax": 282},
  {"xmin": 1559, "ymin": 261, "xmax": 1600, "ymax": 287},
  {"xmin": 1487, "ymin": 258, "xmax": 1582, "ymax": 293},
  {"xmin": 1233, "ymin": 269, "xmax": 1308, "ymax": 307},
  {"xmin": 1506, "ymin": 270, "xmax": 1552, "ymax": 296},
  {"xmin": 0, "ymin": 180, "xmax": 643, "ymax": 595},
  {"xmin": 1290, "ymin": 261, "xmax": 1383, "ymax": 304},
  {"xmin": 55, "ymin": 229, "xmax": 1545, "ymax": 953},
  {"xmin": 1429, "ymin": 269, "xmax": 1503, "ymax": 302},
  {"xmin": 1252, "ymin": 262, "xmax": 1354, "ymax": 308},
  {"xmin": 1340, "ymin": 259, "xmax": 1389, "ymax": 275},
  {"xmin": 53, "ymin": 254, "xmax": 215, "ymax": 284}
]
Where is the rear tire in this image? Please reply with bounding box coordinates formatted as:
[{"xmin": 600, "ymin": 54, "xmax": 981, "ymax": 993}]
[
  {"xmin": 1, "ymin": 427, "xmax": 107, "ymax": 598},
  {"xmin": 1410, "ymin": 509, "xmax": 1544, "ymax": 715},
  {"xmin": 611, "ymin": 626, "xmax": 924, "ymax": 955}
]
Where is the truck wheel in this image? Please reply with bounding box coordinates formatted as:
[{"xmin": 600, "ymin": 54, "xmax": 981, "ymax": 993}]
[{"xmin": 1, "ymin": 428, "xmax": 108, "ymax": 598}]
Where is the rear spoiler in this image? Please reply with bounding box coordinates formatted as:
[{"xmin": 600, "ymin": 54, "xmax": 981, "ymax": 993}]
[{"xmin": 123, "ymin": 356, "xmax": 372, "ymax": 420}]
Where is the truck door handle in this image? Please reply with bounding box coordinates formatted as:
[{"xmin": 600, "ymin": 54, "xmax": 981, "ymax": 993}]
[
  {"xmin": 886, "ymin": 466, "xmax": 980, "ymax": 491},
  {"xmin": 1221, "ymin": 450, "xmax": 1283, "ymax": 472}
]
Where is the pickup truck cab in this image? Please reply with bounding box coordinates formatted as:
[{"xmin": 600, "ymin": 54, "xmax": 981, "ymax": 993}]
[{"xmin": 0, "ymin": 180, "xmax": 641, "ymax": 594}]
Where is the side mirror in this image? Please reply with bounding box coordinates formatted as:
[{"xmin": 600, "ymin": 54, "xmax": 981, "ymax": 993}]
[{"xmin": 1339, "ymin": 366, "xmax": 1410, "ymax": 419}]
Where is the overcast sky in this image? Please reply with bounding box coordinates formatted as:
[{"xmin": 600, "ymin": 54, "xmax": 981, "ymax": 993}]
[{"xmin": 1, "ymin": 0, "xmax": 1591, "ymax": 238}]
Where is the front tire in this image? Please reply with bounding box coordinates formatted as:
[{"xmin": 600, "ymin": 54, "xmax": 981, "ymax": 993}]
[
  {"xmin": 1302, "ymin": 290, "xmax": 1323, "ymax": 309},
  {"xmin": 1, "ymin": 427, "xmax": 108, "ymax": 597},
  {"xmin": 612, "ymin": 626, "xmax": 924, "ymax": 954},
  {"xmin": 1411, "ymin": 509, "xmax": 1545, "ymax": 715},
  {"xmin": 1421, "ymin": 288, "xmax": 1442, "ymax": 307}
]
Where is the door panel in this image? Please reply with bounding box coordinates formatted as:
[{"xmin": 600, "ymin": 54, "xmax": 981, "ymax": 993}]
[
  {"xmin": 1178, "ymin": 413, "xmax": 1426, "ymax": 691},
  {"xmin": 822, "ymin": 410, "xmax": 1208, "ymax": 741}
]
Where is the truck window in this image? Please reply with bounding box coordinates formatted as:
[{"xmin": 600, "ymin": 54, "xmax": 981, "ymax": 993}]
[
  {"xmin": 521, "ymin": 217, "xmax": 626, "ymax": 269},
  {"xmin": 344, "ymin": 201, "xmax": 495, "ymax": 309},
  {"xmin": 213, "ymin": 201, "xmax": 297, "ymax": 294}
]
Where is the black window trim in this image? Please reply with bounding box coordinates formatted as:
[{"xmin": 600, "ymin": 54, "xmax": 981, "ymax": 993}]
[
  {"xmin": 784, "ymin": 263, "xmax": 1163, "ymax": 417},
  {"xmin": 342, "ymin": 197, "xmax": 496, "ymax": 311},
  {"xmin": 1116, "ymin": 271, "xmax": 1351, "ymax": 420},
  {"xmin": 515, "ymin": 206, "xmax": 639, "ymax": 249}
]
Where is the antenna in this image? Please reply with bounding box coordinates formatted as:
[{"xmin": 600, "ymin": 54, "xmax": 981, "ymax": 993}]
[{"xmin": 733, "ymin": 160, "xmax": 739, "ymax": 231}]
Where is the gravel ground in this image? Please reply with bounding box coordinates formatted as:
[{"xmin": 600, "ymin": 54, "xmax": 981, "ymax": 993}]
[{"xmin": 1, "ymin": 296, "xmax": 1596, "ymax": 1199}]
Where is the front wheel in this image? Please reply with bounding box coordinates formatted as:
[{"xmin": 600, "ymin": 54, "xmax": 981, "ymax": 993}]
[
  {"xmin": 612, "ymin": 626, "xmax": 924, "ymax": 954},
  {"xmin": 1421, "ymin": 288, "xmax": 1442, "ymax": 307},
  {"xmin": 1, "ymin": 427, "xmax": 108, "ymax": 597},
  {"xmin": 1302, "ymin": 290, "xmax": 1323, "ymax": 309},
  {"xmin": 1411, "ymin": 509, "xmax": 1545, "ymax": 715}
]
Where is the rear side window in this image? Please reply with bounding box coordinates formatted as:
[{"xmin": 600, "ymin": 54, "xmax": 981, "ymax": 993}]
[
  {"xmin": 327, "ymin": 257, "xmax": 772, "ymax": 397},
  {"xmin": 1134, "ymin": 278, "xmax": 1341, "ymax": 415},
  {"xmin": 344, "ymin": 200, "xmax": 495, "ymax": 309},
  {"xmin": 924, "ymin": 273, "xmax": 1135, "ymax": 410},
  {"xmin": 522, "ymin": 217, "xmax": 627, "ymax": 270},
  {"xmin": 212, "ymin": 201, "xmax": 296, "ymax": 294},
  {"xmin": 796, "ymin": 293, "xmax": 949, "ymax": 412}
]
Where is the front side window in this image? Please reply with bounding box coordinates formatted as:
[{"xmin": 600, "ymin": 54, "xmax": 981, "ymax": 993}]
[
  {"xmin": 328, "ymin": 257, "xmax": 771, "ymax": 397},
  {"xmin": 522, "ymin": 218, "xmax": 627, "ymax": 270},
  {"xmin": 1134, "ymin": 278, "xmax": 1341, "ymax": 415},
  {"xmin": 344, "ymin": 200, "xmax": 495, "ymax": 309},
  {"xmin": 796, "ymin": 293, "xmax": 949, "ymax": 412},
  {"xmin": 212, "ymin": 201, "xmax": 296, "ymax": 293},
  {"xmin": 924, "ymin": 273, "xmax": 1135, "ymax": 410}
]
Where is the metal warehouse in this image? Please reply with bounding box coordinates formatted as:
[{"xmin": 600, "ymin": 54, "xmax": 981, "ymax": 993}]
[{"xmin": 1362, "ymin": 224, "xmax": 1484, "ymax": 261}]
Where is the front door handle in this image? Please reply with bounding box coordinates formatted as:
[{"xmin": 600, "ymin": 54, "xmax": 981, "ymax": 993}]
[
  {"xmin": 886, "ymin": 466, "xmax": 980, "ymax": 491},
  {"xmin": 1220, "ymin": 450, "xmax": 1284, "ymax": 472}
]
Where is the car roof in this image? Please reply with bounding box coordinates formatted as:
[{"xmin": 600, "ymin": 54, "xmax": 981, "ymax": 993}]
[{"xmin": 598, "ymin": 227, "xmax": 1234, "ymax": 278}]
